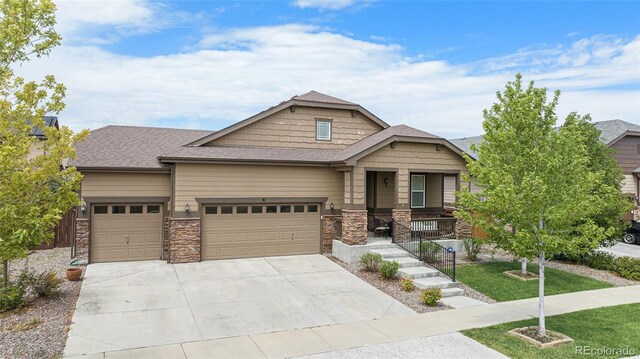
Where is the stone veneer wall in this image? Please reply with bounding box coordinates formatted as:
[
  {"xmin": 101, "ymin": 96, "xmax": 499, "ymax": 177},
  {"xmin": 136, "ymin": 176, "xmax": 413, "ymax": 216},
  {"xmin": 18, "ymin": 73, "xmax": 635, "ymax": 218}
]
[
  {"xmin": 322, "ymin": 215, "xmax": 340, "ymax": 253},
  {"xmin": 455, "ymin": 219, "xmax": 472, "ymax": 239},
  {"xmin": 75, "ymin": 218, "xmax": 89, "ymax": 262},
  {"xmin": 391, "ymin": 209, "xmax": 411, "ymax": 241},
  {"xmin": 163, "ymin": 217, "xmax": 170, "ymax": 260},
  {"xmin": 341, "ymin": 209, "xmax": 368, "ymax": 245},
  {"xmin": 169, "ymin": 217, "xmax": 201, "ymax": 263}
]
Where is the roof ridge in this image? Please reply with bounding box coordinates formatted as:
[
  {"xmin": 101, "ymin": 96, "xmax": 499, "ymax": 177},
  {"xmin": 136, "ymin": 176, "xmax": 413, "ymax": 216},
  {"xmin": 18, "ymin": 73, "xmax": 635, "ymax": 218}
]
[{"xmin": 92, "ymin": 124, "xmax": 214, "ymax": 132}]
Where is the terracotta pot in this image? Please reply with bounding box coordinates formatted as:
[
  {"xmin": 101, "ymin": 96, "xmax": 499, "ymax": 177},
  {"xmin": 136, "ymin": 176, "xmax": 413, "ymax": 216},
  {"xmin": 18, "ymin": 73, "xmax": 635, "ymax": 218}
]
[{"xmin": 66, "ymin": 267, "xmax": 83, "ymax": 281}]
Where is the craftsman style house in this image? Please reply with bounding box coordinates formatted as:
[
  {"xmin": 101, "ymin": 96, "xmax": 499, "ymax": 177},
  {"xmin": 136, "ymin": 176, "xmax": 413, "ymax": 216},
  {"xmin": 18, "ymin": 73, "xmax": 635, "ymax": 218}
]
[{"xmin": 71, "ymin": 91, "xmax": 470, "ymax": 263}]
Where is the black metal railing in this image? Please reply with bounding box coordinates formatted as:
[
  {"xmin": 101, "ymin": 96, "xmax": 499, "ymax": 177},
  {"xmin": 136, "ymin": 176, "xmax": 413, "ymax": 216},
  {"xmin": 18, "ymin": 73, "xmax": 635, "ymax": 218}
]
[
  {"xmin": 334, "ymin": 216, "xmax": 343, "ymax": 240},
  {"xmin": 392, "ymin": 220, "xmax": 456, "ymax": 281},
  {"xmin": 411, "ymin": 218, "xmax": 457, "ymax": 239}
]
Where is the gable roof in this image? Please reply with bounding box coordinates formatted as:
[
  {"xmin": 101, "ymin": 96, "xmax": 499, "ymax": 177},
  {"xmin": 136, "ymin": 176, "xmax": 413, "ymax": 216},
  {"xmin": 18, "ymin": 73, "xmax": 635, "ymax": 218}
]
[
  {"xmin": 29, "ymin": 116, "xmax": 59, "ymax": 139},
  {"xmin": 450, "ymin": 119, "xmax": 640, "ymax": 160},
  {"xmin": 159, "ymin": 124, "xmax": 463, "ymax": 165},
  {"xmin": 70, "ymin": 125, "xmax": 213, "ymax": 170},
  {"xmin": 187, "ymin": 90, "xmax": 389, "ymax": 146}
]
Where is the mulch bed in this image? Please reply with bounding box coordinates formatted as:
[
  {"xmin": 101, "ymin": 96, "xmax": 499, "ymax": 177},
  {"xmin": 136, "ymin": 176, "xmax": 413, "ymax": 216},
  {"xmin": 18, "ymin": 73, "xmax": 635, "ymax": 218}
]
[
  {"xmin": 1, "ymin": 248, "xmax": 82, "ymax": 359},
  {"xmin": 330, "ymin": 257, "xmax": 451, "ymax": 313}
]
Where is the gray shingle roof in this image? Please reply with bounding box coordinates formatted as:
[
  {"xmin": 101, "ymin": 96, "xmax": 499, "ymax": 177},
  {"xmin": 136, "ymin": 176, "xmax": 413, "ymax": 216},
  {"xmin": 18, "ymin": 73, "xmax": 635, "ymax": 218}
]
[
  {"xmin": 70, "ymin": 126, "xmax": 213, "ymax": 169},
  {"xmin": 450, "ymin": 119, "xmax": 640, "ymax": 159},
  {"xmin": 292, "ymin": 90, "xmax": 355, "ymax": 105}
]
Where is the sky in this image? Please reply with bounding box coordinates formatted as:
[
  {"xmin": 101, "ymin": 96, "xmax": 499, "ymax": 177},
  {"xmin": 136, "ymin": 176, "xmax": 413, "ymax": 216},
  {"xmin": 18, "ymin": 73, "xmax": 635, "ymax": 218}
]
[{"xmin": 17, "ymin": 0, "xmax": 640, "ymax": 138}]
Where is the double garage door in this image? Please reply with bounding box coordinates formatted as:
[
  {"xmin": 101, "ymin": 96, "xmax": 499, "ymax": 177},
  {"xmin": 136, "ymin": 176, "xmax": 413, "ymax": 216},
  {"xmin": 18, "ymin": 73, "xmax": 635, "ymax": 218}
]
[
  {"xmin": 201, "ymin": 203, "xmax": 321, "ymax": 260},
  {"xmin": 90, "ymin": 204, "xmax": 163, "ymax": 263}
]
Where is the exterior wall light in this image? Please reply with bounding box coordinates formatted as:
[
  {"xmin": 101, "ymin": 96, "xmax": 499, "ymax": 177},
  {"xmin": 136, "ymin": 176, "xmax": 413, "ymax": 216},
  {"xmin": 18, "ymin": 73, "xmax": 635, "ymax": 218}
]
[
  {"xmin": 80, "ymin": 203, "xmax": 86, "ymax": 214},
  {"xmin": 384, "ymin": 177, "xmax": 389, "ymax": 187},
  {"xmin": 184, "ymin": 203, "xmax": 190, "ymax": 214},
  {"xmin": 330, "ymin": 202, "xmax": 334, "ymax": 210}
]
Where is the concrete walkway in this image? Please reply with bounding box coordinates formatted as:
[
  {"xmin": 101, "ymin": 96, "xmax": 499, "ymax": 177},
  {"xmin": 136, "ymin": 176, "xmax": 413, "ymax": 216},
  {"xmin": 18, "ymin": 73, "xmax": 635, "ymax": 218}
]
[{"xmin": 68, "ymin": 285, "xmax": 640, "ymax": 359}]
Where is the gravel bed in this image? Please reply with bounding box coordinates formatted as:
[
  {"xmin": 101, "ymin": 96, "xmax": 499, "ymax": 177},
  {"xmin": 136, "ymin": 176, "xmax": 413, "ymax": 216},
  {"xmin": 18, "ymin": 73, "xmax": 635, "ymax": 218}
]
[
  {"xmin": 1, "ymin": 248, "xmax": 82, "ymax": 359},
  {"xmin": 330, "ymin": 257, "xmax": 452, "ymax": 313}
]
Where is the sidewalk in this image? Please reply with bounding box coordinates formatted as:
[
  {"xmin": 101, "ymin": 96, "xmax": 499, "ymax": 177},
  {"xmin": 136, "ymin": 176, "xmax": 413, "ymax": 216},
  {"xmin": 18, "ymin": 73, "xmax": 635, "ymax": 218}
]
[{"xmin": 67, "ymin": 285, "xmax": 640, "ymax": 359}]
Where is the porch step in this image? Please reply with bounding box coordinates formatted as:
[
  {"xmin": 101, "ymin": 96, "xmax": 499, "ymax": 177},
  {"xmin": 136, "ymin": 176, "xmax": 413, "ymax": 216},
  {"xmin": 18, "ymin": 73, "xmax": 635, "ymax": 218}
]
[
  {"xmin": 413, "ymin": 276, "xmax": 458, "ymax": 290},
  {"xmin": 394, "ymin": 257, "xmax": 424, "ymax": 268},
  {"xmin": 398, "ymin": 266, "xmax": 440, "ymax": 279},
  {"xmin": 440, "ymin": 287, "xmax": 465, "ymax": 298},
  {"xmin": 370, "ymin": 248, "xmax": 410, "ymax": 259},
  {"xmin": 364, "ymin": 242, "xmax": 398, "ymax": 250}
]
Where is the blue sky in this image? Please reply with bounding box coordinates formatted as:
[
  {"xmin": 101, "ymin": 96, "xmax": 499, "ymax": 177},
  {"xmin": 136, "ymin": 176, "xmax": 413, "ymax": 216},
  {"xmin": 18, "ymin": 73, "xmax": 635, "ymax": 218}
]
[{"xmin": 20, "ymin": 0, "xmax": 640, "ymax": 137}]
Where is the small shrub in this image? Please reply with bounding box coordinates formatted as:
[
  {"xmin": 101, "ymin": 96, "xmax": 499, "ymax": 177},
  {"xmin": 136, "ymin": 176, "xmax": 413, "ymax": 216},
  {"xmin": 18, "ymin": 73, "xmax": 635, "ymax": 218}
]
[
  {"xmin": 419, "ymin": 288, "xmax": 442, "ymax": 306},
  {"xmin": 360, "ymin": 252, "xmax": 383, "ymax": 272},
  {"xmin": 32, "ymin": 271, "xmax": 61, "ymax": 298},
  {"xmin": 584, "ymin": 251, "xmax": 616, "ymax": 271},
  {"xmin": 420, "ymin": 241, "xmax": 442, "ymax": 263},
  {"xmin": 400, "ymin": 277, "xmax": 415, "ymax": 291},
  {"xmin": 614, "ymin": 257, "xmax": 640, "ymax": 281},
  {"xmin": 0, "ymin": 284, "xmax": 25, "ymax": 313},
  {"xmin": 463, "ymin": 238, "xmax": 484, "ymax": 261},
  {"xmin": 12, "ymin": 318, "xmax": 42, "ymax": 332},
  {"xmin": 379, "ymin": 260, "xmax": 399, "ymax": 279}
]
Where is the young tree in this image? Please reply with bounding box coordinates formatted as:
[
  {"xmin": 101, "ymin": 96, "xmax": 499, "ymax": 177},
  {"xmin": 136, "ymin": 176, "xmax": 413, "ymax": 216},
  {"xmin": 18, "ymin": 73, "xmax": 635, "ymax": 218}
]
[
  {"xmin": 0, "ymin": 0, "xmax": 87, "ymax": 286},
  {"xmin": 456, "ymin": 74, "xmax": 629, "ymax": 336}
]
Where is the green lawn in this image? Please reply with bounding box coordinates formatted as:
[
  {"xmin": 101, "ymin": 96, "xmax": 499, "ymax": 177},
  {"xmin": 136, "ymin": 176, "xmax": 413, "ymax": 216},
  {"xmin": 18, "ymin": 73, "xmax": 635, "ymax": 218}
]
[
  {"xmin": 463, "ymin": 303, "xmax": 640, "ymax": 359},
  {"xmin": 456, "ymin": 261, "xmax": 612, "ymax": 301}
]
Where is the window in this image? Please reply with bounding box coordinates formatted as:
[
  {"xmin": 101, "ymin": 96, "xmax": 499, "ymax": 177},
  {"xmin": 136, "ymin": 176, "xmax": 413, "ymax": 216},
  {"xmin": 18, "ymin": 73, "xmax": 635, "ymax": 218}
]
[
  {"xmin": 280, "ymin": 205, "xmax": 291, "ymax": 213},
  {"xmin": 294, "ymin": 205, "xmax": 305, "ymax": 213},
  {"xmin": 251, "ymin": 205, "xmax": 263, "ymax": 214},
  {"xmin": 112, "ymin": 205, "xmax": 126, "ymax": 214},
  {"xmin": 221, "ymin": 206, "xmax": 233, "ymax": 214},
  {"xmin": 307, "ymin": 205, "xmax": 318, "ymax": 213},
  {"xmin": 266, "ymin": 205, "xmax": 277, "ymax": 213},
  {"xmin": 236, "ymin": 206, "xmax": 248, "ymax": 214},
  {"xmin": 94, "ymin": 205, "xmax": 108, "ymax": 214},
  {"xmin": 411, "ymin": 174, "xmax": 425, "ymax": 208},
  {"xmin": 147, "ymin": 205, "xmax": 160, "ymax": 213},
  {"xmin": 205, "ymin": 206, "xmax": 217, "ymax": 214},
  {"xmin": 316, "ymin": 120, "xmax": 331, "ymax": 141},
  {"xmin": 130, "ymin": 205, "xmax": 143, "ymax": 214}
]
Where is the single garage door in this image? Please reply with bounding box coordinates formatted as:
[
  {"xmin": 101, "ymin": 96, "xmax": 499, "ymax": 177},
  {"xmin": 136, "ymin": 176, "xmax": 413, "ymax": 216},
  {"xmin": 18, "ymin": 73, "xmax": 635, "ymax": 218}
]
[
  {"xmin": 90, "ymin": 204, "xmax": 163, "ymax": 263},
  {"xmin": 201, "ymin": 203, "xmax": 321, "ymax": 260}
]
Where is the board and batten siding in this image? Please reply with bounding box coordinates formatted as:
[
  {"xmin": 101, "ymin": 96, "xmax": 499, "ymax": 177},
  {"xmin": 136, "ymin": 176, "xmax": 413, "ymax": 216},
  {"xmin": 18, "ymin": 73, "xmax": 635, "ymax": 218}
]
[
  {"xmin": 375, "ymin": 171, "xmax": 395, "ymax": 208},
  {"xmin": 426, "ymin": 174, "xmax": 443, "ymax": 208},
  {"xmin": 174, "ymin": 163, "xmax": 344, "ymax": 212},
  {"xmin": 208, "ymin": 107, "xmax": 382, "ymax": 149},
  {"xmin": 81, "ymin": 173, "xmax": 171, "ymax": 200},
  {"xmin": 353, "ymin": 142, "xmax": 467, "ymax": 206}
]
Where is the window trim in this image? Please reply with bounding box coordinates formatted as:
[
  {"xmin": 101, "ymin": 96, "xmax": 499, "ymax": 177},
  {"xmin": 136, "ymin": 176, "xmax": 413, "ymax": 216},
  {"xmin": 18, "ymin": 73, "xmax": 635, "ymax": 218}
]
[
  {"xmin": 410, "ymin": 174, "xmax": 426, "ymax": 209},
  {"xmin": 315, "ymin": 119, "xmax": 332, "ymax": 141}
]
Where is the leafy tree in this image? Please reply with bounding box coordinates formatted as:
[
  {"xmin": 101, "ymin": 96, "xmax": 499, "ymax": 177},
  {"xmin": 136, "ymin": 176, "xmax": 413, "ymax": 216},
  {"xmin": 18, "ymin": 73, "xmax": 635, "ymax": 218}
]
[
  {"xmin": 456, "ymin": 74, "xmax": 630, "ymax": 336},
  {"xmin": 0, "ymin": 0, "xmax": 88, "ymax": 286}
]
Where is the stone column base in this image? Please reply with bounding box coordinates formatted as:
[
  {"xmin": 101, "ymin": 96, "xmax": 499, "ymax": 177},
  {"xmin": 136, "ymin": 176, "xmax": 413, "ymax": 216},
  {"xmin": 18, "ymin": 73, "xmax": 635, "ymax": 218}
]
[
  {"xmin": 455, "ymin": 219, "xmax": 472, "ymax": 239},
  {"xmin": 322, "ymin": 214, "xmax": 339, "ymax": 253},
  {"xmin": 169, "ymin": 217, "xmax": 201, "ymax": 263},
  {"xmin": 74, "ymin": 218, "xmax": 89, "ymax": 262},
  {"xmin": 341, "ymin": 209, "xmax": 368, "ymax": 245},
  {"xmin": 391, "ymin": 209, "xmax": 411, "ymax": 241}
]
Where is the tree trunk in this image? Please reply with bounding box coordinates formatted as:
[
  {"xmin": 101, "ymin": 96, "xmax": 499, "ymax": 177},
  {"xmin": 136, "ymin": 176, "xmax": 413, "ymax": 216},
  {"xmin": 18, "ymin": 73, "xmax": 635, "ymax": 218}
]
[
  {"xmin": 538, "ymin": 250, "xmax": 546, "ymax": 335},
  {"xmin": 521, "ymin": 258, "xmax": 527, "ymax": 274},
  {"xmin": 2, "ymin": 260, "xmax": 7, "ymax": 288}
]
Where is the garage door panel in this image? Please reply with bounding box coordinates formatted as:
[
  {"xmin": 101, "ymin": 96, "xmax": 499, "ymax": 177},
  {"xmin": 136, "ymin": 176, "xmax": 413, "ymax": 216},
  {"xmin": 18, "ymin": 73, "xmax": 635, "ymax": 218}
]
[
  {"xmin": 202, "ymin": 203, "xmax": 320, "ymax": 260},
  {"xmin": 90, "ymin": 204, "xmax": 162, "ymax": 263}
]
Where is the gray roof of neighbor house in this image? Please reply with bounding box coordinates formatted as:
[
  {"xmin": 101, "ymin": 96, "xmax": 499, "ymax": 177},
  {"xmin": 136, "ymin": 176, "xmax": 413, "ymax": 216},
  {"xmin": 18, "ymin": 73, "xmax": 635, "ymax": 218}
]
[
  {"xmin": 292, "ymin": 90, "xmax": 355, "ymax": 105},
  {"xmin": 70, "ymin": 125, "xmax": 213, "ymax": 170},
  {"xmin": 450, "ymin": 119, "xmax": 640, "ymax": 159},
  {"xmin": 30, "ymin": 116, "xmax": 59, "ymax": 139},
  {"xmin": 159, "ymin": 124, "xmax": 453, "ymax": 165}
]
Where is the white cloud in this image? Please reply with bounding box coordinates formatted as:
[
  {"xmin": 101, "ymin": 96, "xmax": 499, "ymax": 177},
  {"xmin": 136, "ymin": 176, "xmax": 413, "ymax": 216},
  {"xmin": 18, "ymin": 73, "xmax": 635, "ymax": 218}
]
[
  {"xmin": 292, "ymin": 0, "xmax": 357, "ymax": 10},
  {"xmin": 16, "ymin": 23, "xmax": 640, "ymax": 138}
]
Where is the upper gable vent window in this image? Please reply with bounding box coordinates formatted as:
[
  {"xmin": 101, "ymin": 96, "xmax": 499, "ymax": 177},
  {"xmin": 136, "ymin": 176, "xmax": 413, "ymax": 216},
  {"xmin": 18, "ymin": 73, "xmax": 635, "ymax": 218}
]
[{"xmin": 316, "ymin": 120, "xmax": 332, "ymax": 141}]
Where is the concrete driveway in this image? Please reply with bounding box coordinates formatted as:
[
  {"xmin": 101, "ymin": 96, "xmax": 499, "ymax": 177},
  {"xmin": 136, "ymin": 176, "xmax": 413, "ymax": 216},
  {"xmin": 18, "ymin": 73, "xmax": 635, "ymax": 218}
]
[
  {"xmin": 64, "ymin": 255, "xmax": 413, "ymax": 357},
  {"xmin": 603, "ymin": 241, "xmax": 640, "ymax": 258}
]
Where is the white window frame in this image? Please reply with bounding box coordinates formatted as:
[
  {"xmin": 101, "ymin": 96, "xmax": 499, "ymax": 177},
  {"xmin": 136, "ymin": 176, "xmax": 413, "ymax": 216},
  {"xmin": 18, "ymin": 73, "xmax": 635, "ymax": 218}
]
[
  {"xmin": 316, "ymin": 120, "xmax": 331, "ymax": 141},
  {"xmin": 410, "ymin": 174, "xmax": 426, "ymax": 208}
]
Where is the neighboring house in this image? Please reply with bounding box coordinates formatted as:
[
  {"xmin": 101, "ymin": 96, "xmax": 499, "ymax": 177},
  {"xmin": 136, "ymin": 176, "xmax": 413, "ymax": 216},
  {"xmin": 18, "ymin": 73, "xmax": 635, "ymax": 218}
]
[
  {"xmin": 70, "ymin": 91, "xmax": 470, "ymax": 264},
  {"xmin": 27, "ymin": 116, "xmax": 59, "ymax": 160},
  {"xmin": 451, "ymin": 119, "xmax": 640, "ymax": 220}
]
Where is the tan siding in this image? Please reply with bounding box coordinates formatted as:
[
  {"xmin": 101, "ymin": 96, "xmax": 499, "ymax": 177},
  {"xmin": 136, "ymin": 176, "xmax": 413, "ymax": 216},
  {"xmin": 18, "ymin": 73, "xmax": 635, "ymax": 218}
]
[
  {"xmin": 210, "ymin": 107, "xmax": 382, "ymax": 149},
  {"xmin": 81, "ymin": 173, "xmax": 171, "ymax": 199},
  {"xmin": 622, "ymin": 174, "xmax": 637, "ymax": 195},
  {"xmin": 443, "ymin": 175, "xmax": 456, "ymax": 205},
  {"xmin": 611, "ymin": 135, "xmax": 640, "ymax": 174},
  {"xmin": 174, "ymin": 163, "xmax": 343, "ymax": 212},
  {"xmin": 426, "ymin": 174, "xmax": 443, "ymax": 208},
  {"xmin": 375, "ymin": 171, "xmax": 395, "ymax": 208},
  {"xmin": 354, "ymin": 142, "xmax": 467, "ymax": 205},
  {"xmin": 343, "ymin": 171, "xmax": 351, "ymax": 205}
]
